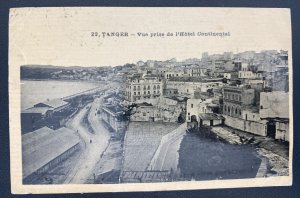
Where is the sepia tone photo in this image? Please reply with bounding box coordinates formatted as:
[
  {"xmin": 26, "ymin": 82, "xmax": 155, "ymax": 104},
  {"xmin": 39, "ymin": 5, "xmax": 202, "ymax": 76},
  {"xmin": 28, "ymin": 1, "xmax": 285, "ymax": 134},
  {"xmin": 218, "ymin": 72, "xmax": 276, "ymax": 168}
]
[{"xmin": 9, "ymin": 7, "xmax": 292, "ymax": 193}]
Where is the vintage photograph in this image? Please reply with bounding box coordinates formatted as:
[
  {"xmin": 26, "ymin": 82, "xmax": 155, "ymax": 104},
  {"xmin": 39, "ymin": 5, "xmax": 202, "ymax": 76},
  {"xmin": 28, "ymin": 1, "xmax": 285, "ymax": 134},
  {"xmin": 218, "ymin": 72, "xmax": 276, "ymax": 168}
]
[{"xmin": 9, "ymin": 7, "xmax": 292, "ymax": 193}]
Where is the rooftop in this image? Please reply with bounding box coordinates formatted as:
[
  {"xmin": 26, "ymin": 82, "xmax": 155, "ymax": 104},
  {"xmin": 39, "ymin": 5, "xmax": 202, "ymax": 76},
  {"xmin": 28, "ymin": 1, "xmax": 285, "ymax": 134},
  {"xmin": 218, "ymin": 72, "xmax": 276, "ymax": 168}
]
[
  {"xmin": 21, "ymin": 107, "xmax": 53, "ymax": 114},
  {"xmin": 169, "ymin": 76, "xmax": 223, "ymax": 83},
  {"xmin": 165, "ymin": 96, "xmax": 188, "ymax": 102},
  {"xmin": 199, "ymin": 113, "xmax": 224, "ymax": 120},
  {"xmin": 34, "ymin": 99, "xmax": 68, "ymax": 109},
  {"xmin": 103, "ymin": 104, "xmax": 126, "ymax": 115},
  {"xmin": 22, "ymin": 127, "xmax": 80, "ymax": 179}
]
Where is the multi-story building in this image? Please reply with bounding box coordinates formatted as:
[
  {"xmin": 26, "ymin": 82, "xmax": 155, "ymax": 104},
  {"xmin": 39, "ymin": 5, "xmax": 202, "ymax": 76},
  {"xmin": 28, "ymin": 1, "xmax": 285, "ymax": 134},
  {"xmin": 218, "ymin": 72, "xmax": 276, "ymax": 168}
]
[
  {"xmin": 165, "ymin": 71, "xmax": 185, "ymax": 79},
  {"xmin": 238, "ymin": 71, "xmax": 263, "ymax": 79},
  {"xmin": 124, "ymin": 74, "xmax": 163, "ymax": 102},
  {"xmin": 166, "ymin": 77, "xmax": 223, "ymax": 97},
  {"xmin": 260, "ymin": 91, "xmax": 289, "ymax": 141},
  {"xmin": 222, "ymin": 85, "xmax": 268, "ymax": 137},
  {"xmin": 184, "ymin": 67, "xmax": 207, "ymax": 77},
  {"xmin": 222, "ymin": 85, "xmax": 255, "ymax": 119},
  {"xmin": 186, "ymin": 98, "xmax": 214, "ymax": 122}
]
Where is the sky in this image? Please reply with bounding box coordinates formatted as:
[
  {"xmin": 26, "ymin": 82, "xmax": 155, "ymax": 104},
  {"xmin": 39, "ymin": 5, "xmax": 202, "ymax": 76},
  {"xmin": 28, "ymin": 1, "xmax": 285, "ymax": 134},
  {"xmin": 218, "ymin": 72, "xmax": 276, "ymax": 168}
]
[{"xmin": 9, "ymin": 7, "xmax": 292, "ymax": 67}]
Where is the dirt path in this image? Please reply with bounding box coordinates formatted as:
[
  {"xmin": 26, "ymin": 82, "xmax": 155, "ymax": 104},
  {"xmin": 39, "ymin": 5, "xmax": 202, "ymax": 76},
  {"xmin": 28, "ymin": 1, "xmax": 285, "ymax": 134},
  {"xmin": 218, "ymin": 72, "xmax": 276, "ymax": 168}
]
[{"xmin": 64, "ymin": 98, "xmax": 110, "ymax": 184}]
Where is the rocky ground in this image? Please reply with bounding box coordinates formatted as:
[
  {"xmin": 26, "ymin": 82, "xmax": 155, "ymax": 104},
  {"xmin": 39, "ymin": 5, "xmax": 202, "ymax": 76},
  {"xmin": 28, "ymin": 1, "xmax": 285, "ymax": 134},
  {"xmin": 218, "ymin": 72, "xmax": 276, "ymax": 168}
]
[{"xmin": 210, "ymin": 126, "xmax": 289, "ymax": 177}]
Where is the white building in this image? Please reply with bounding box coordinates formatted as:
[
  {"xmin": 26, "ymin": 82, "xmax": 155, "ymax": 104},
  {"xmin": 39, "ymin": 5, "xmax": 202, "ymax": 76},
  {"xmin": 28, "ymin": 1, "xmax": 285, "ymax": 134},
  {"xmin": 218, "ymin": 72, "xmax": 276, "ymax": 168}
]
[
  {"xmin": 165, "ymin": 71, "xmax": 185, "ymax": 79},
  {"xmin": 124, "ymin": 74, "xmax": 163, "ymax": 102},
  {"xmin": 238, "ymin": 71, "xmax": 263, "ymax": 79},
  {"xmin": 186, "ymin": 98, "xmax": 214, "ymax": 122},
  {"xmin": 166, "ymin": 78, "xmax": 223, "ymax": 97}
]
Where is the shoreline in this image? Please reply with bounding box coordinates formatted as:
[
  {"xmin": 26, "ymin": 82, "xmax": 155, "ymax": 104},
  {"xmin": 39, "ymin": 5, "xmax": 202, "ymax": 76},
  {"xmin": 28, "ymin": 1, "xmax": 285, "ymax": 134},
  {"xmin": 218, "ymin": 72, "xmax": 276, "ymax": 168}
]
[
  {"xmin": 21, "ymin": 78, "xmax": 106, "ymax": 83},
  {"xmin": 21, "ymin": 79, "xmax": 108, "ymax": 110}
]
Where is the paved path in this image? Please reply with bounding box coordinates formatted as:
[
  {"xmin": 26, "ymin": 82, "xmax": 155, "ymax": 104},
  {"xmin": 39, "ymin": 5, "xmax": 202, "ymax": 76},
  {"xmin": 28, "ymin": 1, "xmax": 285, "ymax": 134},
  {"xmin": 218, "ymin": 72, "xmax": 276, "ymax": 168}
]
[{"xmin": 64, "ymin": 97, "xmax": 110, "ymax": 184}]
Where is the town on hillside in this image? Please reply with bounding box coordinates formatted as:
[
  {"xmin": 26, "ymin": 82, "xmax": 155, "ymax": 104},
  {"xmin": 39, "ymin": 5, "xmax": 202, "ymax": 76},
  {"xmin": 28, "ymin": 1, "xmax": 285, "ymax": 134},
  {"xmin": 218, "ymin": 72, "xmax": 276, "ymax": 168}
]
[{"xmin": 21, "ymin": 50, "xmax": 290, "ymax": 184}]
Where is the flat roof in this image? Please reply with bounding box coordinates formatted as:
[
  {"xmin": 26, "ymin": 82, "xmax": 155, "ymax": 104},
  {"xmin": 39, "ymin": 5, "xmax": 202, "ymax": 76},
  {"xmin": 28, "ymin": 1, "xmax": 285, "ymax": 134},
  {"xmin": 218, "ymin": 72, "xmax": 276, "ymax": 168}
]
[
  {"xmin": 168, "ymin": 77, "xmax": 223, "ymax": 83},
  {"xmin": 199, "ymin": 113, "xmax": 224, "ymax": 120},
  {"xmin": 21, "ymin": 107, "xmax": 53, "ymax": 114},
  {"xmin": 103, "ymin": 104, "xmax": 125, "ymax": 115},
  {"xmin": 22, "ymin": 127, "xmax": 80, "ymax": 179},
  {"xmin": 34, "ymin": 99, "xmax": 68, "ymax": 109}
]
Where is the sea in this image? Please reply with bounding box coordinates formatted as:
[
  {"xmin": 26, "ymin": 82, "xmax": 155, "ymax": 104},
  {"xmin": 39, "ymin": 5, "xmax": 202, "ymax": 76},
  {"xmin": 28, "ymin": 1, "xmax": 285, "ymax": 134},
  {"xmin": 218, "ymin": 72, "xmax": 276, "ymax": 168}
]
[{"xmin": 21, "ymin": 80, "xmax": 102, "ymax": 110}]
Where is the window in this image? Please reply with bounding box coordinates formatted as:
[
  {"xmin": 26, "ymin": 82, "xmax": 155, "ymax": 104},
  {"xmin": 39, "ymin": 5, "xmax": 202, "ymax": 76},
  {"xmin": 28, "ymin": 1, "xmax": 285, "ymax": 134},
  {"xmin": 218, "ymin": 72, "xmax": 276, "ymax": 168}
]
[
  {"xmin": 157, "ymin": 85, "xmax": 160, "ymax": 89},
  {"xmin": 144, "ymin": 91, "xmax": 146, "ymax": 95},
  {"xmin": 191, "ymin": 104, "xmax": 193, "ymax": 108},
  {"xmin": 235, "ymin": 108, "xmax": 237, "ymax": 114},
  {"xmin": 148, "ymin": 85, "xmax": 150, "ymax": 90},
  {"xmin": 138, "ymin": 92, "xmax": 140, "ymax": 95},
  {"xmin": 134, "ymin": 92, "xmax": 136, "ymax": 95},
  {"xmin": 153, "ymin": 85, "xmax": 156, "ymax": 89},
  {"xmin": 228, "ymin": 106, "xmax": 230, "ymax": 113},
  {"xmin": 187, "ymin": 89, "xmax": 189, "ymax": 92},
  {"xmin": 143, "ymin": 112, "xmax": 146, "ymax": 116},
  {"xmin": 148, "ymin": 91, "xmax": 150, "ymax": 94},
  {"xmin": 154, "ymin": 91, "xmax": 156, "ymax": 94}
]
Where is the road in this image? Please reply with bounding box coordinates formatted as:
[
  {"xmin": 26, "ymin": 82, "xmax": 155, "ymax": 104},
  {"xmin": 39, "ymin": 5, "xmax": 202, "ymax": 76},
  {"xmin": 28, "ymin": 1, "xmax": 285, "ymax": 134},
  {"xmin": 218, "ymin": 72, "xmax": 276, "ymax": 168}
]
[{"xmin": 64, "ymin": 97, "xmax": 110, "ymax": 184}]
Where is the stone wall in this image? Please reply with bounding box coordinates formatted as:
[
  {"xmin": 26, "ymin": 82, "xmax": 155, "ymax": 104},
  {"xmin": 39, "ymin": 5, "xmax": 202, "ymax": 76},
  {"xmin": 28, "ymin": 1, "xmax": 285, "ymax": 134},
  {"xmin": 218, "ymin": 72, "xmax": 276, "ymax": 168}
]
[{"xmin": 223, "ymin": 115, "xmax": 267, "ymax": 136}]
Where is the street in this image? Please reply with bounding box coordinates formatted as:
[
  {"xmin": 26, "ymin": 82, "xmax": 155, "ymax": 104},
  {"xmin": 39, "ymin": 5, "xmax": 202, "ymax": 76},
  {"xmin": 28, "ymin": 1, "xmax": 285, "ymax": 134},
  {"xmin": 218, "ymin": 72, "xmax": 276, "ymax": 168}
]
[{"xmin": 65, "ymin": 96, "xmax": 110, "ymax": 184}]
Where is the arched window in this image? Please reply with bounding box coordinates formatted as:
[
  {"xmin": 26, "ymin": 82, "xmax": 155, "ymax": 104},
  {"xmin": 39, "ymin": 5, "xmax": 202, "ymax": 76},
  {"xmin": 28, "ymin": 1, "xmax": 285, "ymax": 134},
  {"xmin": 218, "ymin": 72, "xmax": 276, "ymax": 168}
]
[{"xmin": 153, "ymin": 85, "xmax": 156, "ymax": 89}]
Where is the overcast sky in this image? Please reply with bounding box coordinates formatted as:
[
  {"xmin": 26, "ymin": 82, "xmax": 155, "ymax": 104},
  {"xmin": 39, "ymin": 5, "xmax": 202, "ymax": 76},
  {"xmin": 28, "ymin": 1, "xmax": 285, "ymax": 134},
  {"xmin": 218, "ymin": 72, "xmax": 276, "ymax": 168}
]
[{"xmin": 9, "ymin": 7, "xmax": 291, "ymax": 67}]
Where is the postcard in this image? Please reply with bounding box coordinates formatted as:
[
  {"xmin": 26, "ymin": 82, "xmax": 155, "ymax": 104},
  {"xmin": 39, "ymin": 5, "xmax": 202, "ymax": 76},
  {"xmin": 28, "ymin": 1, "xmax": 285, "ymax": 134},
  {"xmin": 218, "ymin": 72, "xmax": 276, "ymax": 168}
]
[{"xmin": 9, "ymin": 7, "xmax": 293, "ymax": 194}]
